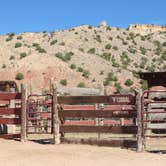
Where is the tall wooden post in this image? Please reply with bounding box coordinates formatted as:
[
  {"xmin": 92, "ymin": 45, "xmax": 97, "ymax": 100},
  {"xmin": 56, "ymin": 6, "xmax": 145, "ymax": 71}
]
[
  {"xmin": 52, "ymin": 84, "xmax": 60, "ymax": 144},
  {"xmin": 21, "ymin": 84, "xmax": 27, "ymax": 142},
  {"xmin": 136, "ymin": 89, "xmax": 144, "ymax": 152}
]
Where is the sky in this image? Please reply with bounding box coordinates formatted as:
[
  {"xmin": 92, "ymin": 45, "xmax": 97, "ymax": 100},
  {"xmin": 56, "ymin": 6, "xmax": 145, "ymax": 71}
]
[{"xmin": 0, "ymin": 0, "xmax": 165, "ymax": 34}]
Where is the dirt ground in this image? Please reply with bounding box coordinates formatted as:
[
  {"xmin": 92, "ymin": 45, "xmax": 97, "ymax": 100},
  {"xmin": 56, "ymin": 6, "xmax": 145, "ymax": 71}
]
[{"xmin": 0, "ymin": 139, "xmax": 166, "ymax": 166}]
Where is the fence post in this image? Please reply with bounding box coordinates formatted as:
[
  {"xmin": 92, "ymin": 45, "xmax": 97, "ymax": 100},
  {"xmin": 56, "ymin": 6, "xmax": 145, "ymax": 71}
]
[
  {"xmin": 52, "ymin": 84, "xmax": 60, "ymax": 144},
  {"xmin": 21, "ymin": 84, "xmax": 27, "ymax": 142},
  {"xmin": 136, "ymin": 89, "xmax": 143, "ymax": 152}
]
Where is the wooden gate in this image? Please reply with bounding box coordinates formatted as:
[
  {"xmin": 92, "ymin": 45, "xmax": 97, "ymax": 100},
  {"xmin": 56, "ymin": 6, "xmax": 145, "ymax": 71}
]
[
  {"xmin": 57, "ymin": 94, "xmax": 137, "ymax": 147},
  {"xmin": 141, "ymin": 90, "xmax": 166, "ymax": 151},
  {"xmin": 27, "ymin": 94, "xmax": 53, "ymax": 134},
  {"xmin": 0, "ymin": 92, "xmax": 22, "ymax": 139}
]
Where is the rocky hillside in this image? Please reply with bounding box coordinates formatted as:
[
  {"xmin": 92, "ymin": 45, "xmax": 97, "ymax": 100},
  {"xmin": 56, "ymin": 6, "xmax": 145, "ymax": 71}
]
[{"xmin": 0, "ymin": 24, "xmax": 165, "ymax": 93}]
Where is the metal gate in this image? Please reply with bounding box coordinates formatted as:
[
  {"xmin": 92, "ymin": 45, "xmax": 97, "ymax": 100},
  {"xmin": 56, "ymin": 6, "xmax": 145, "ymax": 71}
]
[
  {"xmin": 142, "ymin": 90, "xmax": 166, "ymax": 150},
  {"xmin": 27, "ymin": 94, "xmax": 53, "ymax": 134}
]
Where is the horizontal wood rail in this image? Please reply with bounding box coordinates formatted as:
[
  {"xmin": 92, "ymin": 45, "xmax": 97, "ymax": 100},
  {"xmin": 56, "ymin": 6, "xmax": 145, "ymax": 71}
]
[
  {"xmin": 0, "ymin": 93, "xmax": 21, "ymax": 100},
  {"xmin": 0, "ymin": 108, "xmax": 21, "ymax": 115}
]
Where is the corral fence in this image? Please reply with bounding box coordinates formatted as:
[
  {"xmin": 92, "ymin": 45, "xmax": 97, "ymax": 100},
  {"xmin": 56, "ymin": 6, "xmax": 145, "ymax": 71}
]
[
  {"xmin": 57, "ymin": 95, "xmax": 137, "ymax": 148},
  {"xmin": 0, "ymin": 84, "xmax": 166, "ymax": 152}
]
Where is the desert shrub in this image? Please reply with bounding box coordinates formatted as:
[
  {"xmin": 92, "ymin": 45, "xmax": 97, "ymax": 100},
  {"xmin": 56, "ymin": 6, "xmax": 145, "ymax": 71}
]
[
  {"xmin": 153, "ymin": 40, "xmax": 161, "ymax": 47},
  {"xmin": 125, "ymin": 79, "xmax": 133, "ymax": 86},
  {"xmin": 114, "ymin": 82, "xmax": 122, "ymax": 93},
  {"xmin": 88, "ymin": 25, "xmax": 92, "ymax": 29},
  {"xmin": 2, "ymin": 64, "xmax": 6, "ymax": 68},
  {"xmin": 15, "ymin": 72, "xmax": 24, "ymax": 80},
  {"xmin": 9, "ymin": 56, "xmax": 15, "ymax": 60},
  {"xmin": 128, "ymin": 48, "xmax": 137, "ymax": 54},
  {"xmin": 139, "ymin": 57, "xmax": 148, "ymax": 69},
  {"xmin": 82, "ymin": 70, "xmax": 90, "ymax": 78},
  {"xmin": 32, "ymin": 43, "xmax": 40, "ymax": 47},
  {"xmin": 162, "ymin": 42, "xmax": 166, "ymax": 47},
  {"xmin": 55, "ymin": 52, "xmax": 73, "ymax": 62},
  {"xmin": 112, "ymin": 46, "xmax": 118, "ymax": 51},
  {"xmin": 79, "ymin": 48, "xmax": 84, "ymax": 52},
  {"xmin": 140, "ymin": 47, "xmax": 147, "ymax": 55},
  {"xmin": 77, "ymin": 67, "xmax": 84, "ymax": 72},
  {"xmin": 59, "ymin": 42, "xmax": 65, "ymax": 46},
  {"xmin": 50, "ymin": 40, "xmax": 57, "ymax": 45},
  {"xmin": 140, "ymin": 80, "xmax": 148, "ymax": 90},
  {"xmin": 20, "ymin": 52, "xmax": 27, "ymax": 59},
  {"xmin": 60, "ymin": 79, "xmax": 67, "ymax": 86},
  {"xmin": 36, "ymin": 46, "xmax": 46, "ymax": 53},
  {"xmin": 105, "ymin": 44, "xmax": 112, "ymax": 49},
  {"xmin": 129, "ymin": 32, "xmax": 135, "ymax": 39},
  {"xmin": 6, "ymin": 37, "xmax": 13, "ymax": 42},
  {"xmin": 88, "ymin": 48, "xmax": 96, "ymax": 54},
  {"xmin": 146, "ymin": 64, "xmax": 155, "ymax": 72},
  {"xmin": 15, "ymin": 42, "xmax": 22, "ymax": 48},
  {"xmin": 121, "ymin": 52, "xmax": 131, "ymax": 66},
  {"xmin": 77, "ymin": 82, "xmax": 85, "ymax": 88},
  {"xmin": 106, "ymin": 26, "xmax": 112, "ymax": 31},
  {"xmin": 108, "ymin": 36, "xmax": 113, "ymax": 41},
  {"xmin": 70, "ymin": 64, "xmax": 76, "ymax": 69},
  {"xmin": 17, "ymin": 36, "xmax": 23, "ymax": 40},
  {"xmin": 161, "ymin": 51, "xmax": 166, "ymax": 60},
  {"xmin": 104, "ymin": 72, "xmax": 117, "ymax": 86},
  {"xmin": 101, "ymin": 53, "xmax": 111, "ymax": 61},
  {"xmin": 94, "ymin": 35, "xmax": 102, "ymax": 43},
  {"xmin": 100, "ymin": 70, "xmax": 104, "ymax": 75}
]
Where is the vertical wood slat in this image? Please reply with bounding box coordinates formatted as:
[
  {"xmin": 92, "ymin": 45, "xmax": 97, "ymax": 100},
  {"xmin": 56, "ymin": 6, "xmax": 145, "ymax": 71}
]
[
  {"xmin": 21, "ymin": 84, "xmax": 27, "ymax": 142},
  {"xmin": 52, "ymin": 84, "xmax": 60, "ymax": 144},
  {"xmin": 136, "ymin": 90, "xmax": 143, "ymax": 152}
]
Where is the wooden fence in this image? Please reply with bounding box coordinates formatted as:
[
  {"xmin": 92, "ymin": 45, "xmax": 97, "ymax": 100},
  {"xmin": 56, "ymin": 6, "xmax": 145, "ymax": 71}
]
[{"xmin": 0, "ymin": 84, "xmax": 27, "ymax": 141}]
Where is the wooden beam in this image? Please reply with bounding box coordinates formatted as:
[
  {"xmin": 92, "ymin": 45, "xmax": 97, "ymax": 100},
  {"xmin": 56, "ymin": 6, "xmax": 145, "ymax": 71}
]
[
  {"xmin": 59, "ymin": 110, "xmax": 137, "ymax": 118},
  {"xmin": 0, "ymin": 108, "xmax": 21, "ymax": 115},
  {"xmin": 0, "ymin": 134, "xmax": 21, "ymax": 139},
  {"xmin": 0, "ymin": 93, "xmax": 21, "ymax": 100},
  {"xmin": 60, "ymin": 125, "xmax": 137, "ymax": 134},
  {"xmin": 52, "ymin": 84, "xmax": 60, "ymax": 144},
  {"xmin": 0, "ymin": 118, "xmax": 21, "ymax": 124},
  {"xmin": 136, "ymin": 90, "xmax": 144, "ymax": 152},
  {"xmin": 21, "ymin": 84, "xmax": 27, "ymax": 142}
]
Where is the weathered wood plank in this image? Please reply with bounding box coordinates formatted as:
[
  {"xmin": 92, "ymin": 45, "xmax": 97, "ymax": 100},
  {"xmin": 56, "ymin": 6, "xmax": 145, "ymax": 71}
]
[
  {"xmin": 0, "ymin": 134, "xmax": 20, "ymax": 139},
  {"xmin": 0, "ymin": 93, "xmax": 21, "ymax": 100},
  {"xmin": 58, "ymin": 95, "xmax": 135, "ymax": 105},
  {"xmin": 61, "ymin": 137, "xmax": 137, "ymax": 148},
  {"xmin": 60, "ymin": 125, "xmax": 137, "ymax": 134},
  {"xmin": 0, "ymin": 108, "xmax": 21, "ymax": 115},
  {"xmin": 59, "ymin": 110, "xmax": 137, "ymax": 118},
  {"xmin": 0, "ymin": 118, "xmax": 21, "ymax": 124}
]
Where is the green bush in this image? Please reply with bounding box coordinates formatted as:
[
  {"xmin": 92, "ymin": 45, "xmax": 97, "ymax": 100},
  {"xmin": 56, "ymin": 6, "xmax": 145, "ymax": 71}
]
[
  {"xmin": 88, "ymin": 48, "xmax": 96, "ymax": 54},
  {"xmin": 55, "ymin": 52, "xmax": 74, "ymax": 62},
  {"xmin": 112, "ymin": 46, "xmax": 118, "ymax": 51},
  {"xmin": 105, "ymin": 44, "xmax": 112, "ymax": 49},
  {"xmin": 20, "ymin": 52, "xmax": 27, "ymax": 59},
  {"xmin": 15, "ymin": 42, "xmax": 22, "ymax": 48},
  {"xmin": 70, "ymin": 64, "xmax": 76, "ymax": 69},
  {"xmin": 140, "ymin": 47, "xmax": 147, "ymax": 55},
  {"xmin": 114, "ymin": 82, "xmax": 122, "ymax": 93},
  {"xmin": 94, "ymin": 35, "xmax": 102, "ymax": 43},
  {"xmin": 162, "ymin": 42, "xmax": 166, "ymax": 47},
  {"xmin": 2, "ymin": 64, "xmax": 6, "ymax": 68},
  {"xmin": 140, "ymin": 80, "xmax": 148, "ymax": 90},
  {"xmin": 77, "ymin": 67, "xmax": 84, "ymax": 72},
  {"xmin": 9, "ymin": 56, "xmax": 15, "ymax": 60},
  {"xmin": 50, "ymin": 40, "xmax": 57, "ymax": 45},
  {"xmin": 32, "ymin": 43, "xmax": 40, "ymax": 47},
  {"xmin": 17, "ymin": 36, "xmax": 23, "ymax": 40},
  {"xmin": 161, "ymin": 51, "xmax": 166, "ymax": 60},
  {"xmin": 36, "ymin": 46, "xmax": 46, "ymax": 53},
  {"xmin": 15, "ymin": 72, "xmax": 24, "ymax": 80},
  {"xmin": 82, "ymin": 70, "xmax": 90, "ymax": 78},
  {"xmin": 77, "ymin": 82, "xmax": 85, "ymax": 88},
  {"xmin": 101, "ymin": 53, "xmax": 111, "ymax": 61},
  {"xmin": 60, "ymin": 79, "xmax": 67, "ymax": 86},
  {"xmin": 125, "ymin": 79, "xmax": 133, "ymax": 86}
]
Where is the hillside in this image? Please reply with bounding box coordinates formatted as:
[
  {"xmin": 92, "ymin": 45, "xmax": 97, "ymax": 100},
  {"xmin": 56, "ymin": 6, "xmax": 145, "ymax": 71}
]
[{"xmin": 0, "ymin": 24, "xmax": 165, "ymax": 93}]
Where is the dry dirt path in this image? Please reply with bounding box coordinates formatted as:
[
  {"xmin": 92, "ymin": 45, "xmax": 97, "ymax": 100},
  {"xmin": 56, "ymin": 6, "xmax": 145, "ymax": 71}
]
[{"xmin": 0, "ymin": 139, "xmax": 166, "ymax": 166}]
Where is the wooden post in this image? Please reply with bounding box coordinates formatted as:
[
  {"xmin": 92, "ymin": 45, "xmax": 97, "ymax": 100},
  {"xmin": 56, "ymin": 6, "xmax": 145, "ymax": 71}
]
[
  {"xmin": 136, "ymin": 89, "xmax": 144, "ymax": 152},
  {"xmin": 52, "ymin": 84, "xmax": 60, "ymax": 144},
  {"xmin": 21, "ymin": 84, "xmax": 27, "ymax": 142}
]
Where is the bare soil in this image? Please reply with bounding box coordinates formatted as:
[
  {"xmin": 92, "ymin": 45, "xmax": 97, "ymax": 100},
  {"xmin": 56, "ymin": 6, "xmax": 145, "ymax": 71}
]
[{"xmin": 0, "ymin": 139, "xmax": 166, "ymax": 166}]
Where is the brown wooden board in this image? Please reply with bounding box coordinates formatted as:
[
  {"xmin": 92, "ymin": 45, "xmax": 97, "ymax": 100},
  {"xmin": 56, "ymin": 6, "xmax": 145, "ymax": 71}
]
[
  {"xmin": 59, "ymin": 110, "xmax": 137, "ymax": 118},
  {"xmin": 60, "ymin": 125, "xmax": 137, "ymax": 134},
  {"xmin": 0, "ymin": 118, "xmax": 21, "ymax": 124},
  {"xmin": 0, "ymin": 93, "xmax": 22, "ymax": 100},
  {"xmin": 0, "ymin": 108, "xmax": 21, "ymax": 115},
  {"xmin": 58, "ymin": 95, "xmax": 135, "ymax": 105},
  {"xmin": 0, "ymin": 134, "xmax": 20, "ymax": 139}
]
